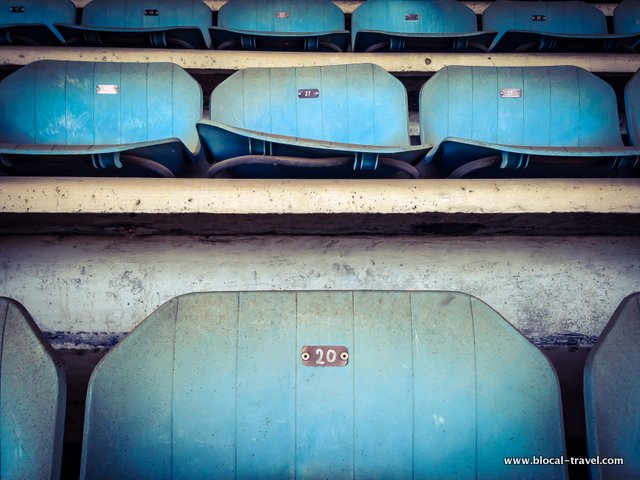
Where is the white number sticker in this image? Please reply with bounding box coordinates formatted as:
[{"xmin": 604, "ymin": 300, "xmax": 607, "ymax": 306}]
[{"xmin": 96, "ymin": 84, "xmax": 119, "ymax": 95}]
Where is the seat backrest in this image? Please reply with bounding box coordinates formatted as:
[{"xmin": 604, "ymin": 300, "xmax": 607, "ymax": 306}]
[
  {"xmin": 0, "ymin": 60, "xmax": 201, "ymax": 152},
  {"xmin": 351, "ymin": 0, "xmax": 479, "ymax": 39},
  {"xmin": 217, "ymin": 0, "xmax": 344, "ymax": 34},
  {"xmin": 483, "ymin": 1, "xmax": 608, "ymax": 36},
  {"xmin": 81, "ymin": 291, "xmax": 567, "ymax": 479},
  {"xmin": 420, "ymin": 65, "xmax": 623, "ymax": 148},
  {"xmin": 584, "ymin": 293, "xmax": 640, "ymax": 480},
  {"xmin": 625, "ymin": 67, "xmax": 640, "ymax": 147},
  {"xmin": 1, "ymin": 297, "xmax": 66, "ymax": 480},
  {"xmin": 0, "ymin": 0, "xmax": 75, "ymax": 30},
  {"xmin": 209, "ymin": 64, "xmax": 411, "ymax": 147},
  {"xmin": 79, "ymin": 0, "xmax": 210, "ymax": 34},
  {"xmin": 613, "ymin": 0, "xmax": 640, "ymax": 34}
]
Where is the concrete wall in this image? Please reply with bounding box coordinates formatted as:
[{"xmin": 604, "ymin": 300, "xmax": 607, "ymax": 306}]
[{"xmin": 1, "ymin": 234, "xmax": 638, "ymax": 349}]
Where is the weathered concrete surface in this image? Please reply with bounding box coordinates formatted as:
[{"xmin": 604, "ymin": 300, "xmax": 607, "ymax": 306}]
[
  {"xmin": 2, "ymin": 178, "xmax": 639, "ymax": 236},
  {"xmin": 0, "ymin": 235, "xmax": 637, "ymax": 347},
  {"xmin": 2, "ymin": 47, "xmax": 637, "ymax": 73},
  {"xmin": 3, "ymin": 178, "xmax": 639, "ymax": 215}
]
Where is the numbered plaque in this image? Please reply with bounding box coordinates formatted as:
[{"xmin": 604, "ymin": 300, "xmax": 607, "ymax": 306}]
[
  {"xmin": 301, "ymin": 346, "xmax": 349, "ymax": 367},
  {"xmin": 499, "ymin": 88, "xmax": 522, "ymax": 98},
  {"xmin": 297, "ymin": 88, "xmax": 319, "ymax": 99},
  {"xmin": 96, "ymin": 84, "xmax": 119, "ymax": 95}
]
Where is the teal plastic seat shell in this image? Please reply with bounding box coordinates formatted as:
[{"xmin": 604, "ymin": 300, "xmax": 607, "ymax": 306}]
[
  {"xmin": 197, "ymin": 64, "xmax": 428, "ymax": 178},
  {"xmin": 212, "ymin": 0, "xmax": 349, "ymax": 51},
  {"xmin": 1, "ymin": 297, "xmax": 66, "ymax": 480},
  {"xmin": 56, "ymin": 0, "xmax": 211, "ymax": 48},
  {"xmin": 624, "ymin": 68, "xmax": 640, "ymax": 146},
  {"xmin": 0, "ymin": 0, "xmax": 75, "ymax": 45},
  {"xmin": 614, "ymin": 0, "xmax": 640, "ymax": 51},
  {"xmin": 419, "ymin": 65, "xmax": 640, "ymax": 177},
  {"xmin": 484, "ymin": 1, "xmax": 637, "ymax": 53},
  {"xmin": 80, "ymin": 291, "xmax": 567, "ymax": 479},
  {"xmin": 351, "ymin": 0, "xmax": 497, "ymax": 52},
  {"xmin": 0, "ymin": 60, "xmax": 202, "ymax": 177},
  {"xmin": 584, "ymin": 293, "xmax": 640, "ymax": 480}
]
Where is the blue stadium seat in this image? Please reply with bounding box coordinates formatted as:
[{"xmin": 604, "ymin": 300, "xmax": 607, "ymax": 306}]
[
  {"xmin": 484, "ymin": 1, "xmax": 636, "ymax": 53},
  {"xmin": 584, "ymin": 293, "xmax": 640, "ymax": 480},
  {"xmin": 614, "ymin": 0, "xmax": 640, "ymax": 52},
  {"xmin": 1, "ymin": 297, "xmax": 66, "ymax": 480},
  {"xmin": 352, "ymin": 0, "xmax": 496, "ymax": 52},
  {"xmin": 80, "ymin": 291, "xmax": 567, "ymax": 479},
  {"xmin": 0, "ymin": 60, "xmax": 202, "ymax": 177},
  {"xmin": 197, "ymin": 64, "xmax": 428, "ymax": 178},
  {"xmin": 212, "ymin": 0, "xmax": 349, "ymax": 51},
  {"xmin": 420, "ymin": 65, "xmax": 640, "ymax": 178},
  {"xmin": 0, "ymin": 0, "xmax": 75, "ymax": 45},
  {"xmin": 625, "ymin": 68, "xmax": 640, "ymax": 148},
  {"xmin": 57, "ymin": 0, "xmax": 211, "ymax": 48}
]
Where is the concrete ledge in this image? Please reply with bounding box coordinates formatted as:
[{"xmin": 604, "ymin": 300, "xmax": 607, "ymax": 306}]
[
  {"xmin": 1, "ymin": 178, "xmax": 639, "ymax": 235},
  {"xmin": 3, "ymin": 47, "xmax": 638, "ymax": 74},
  {"xmin": 3, "ymin": 178, "xmax": 639, "ymax": 215}
]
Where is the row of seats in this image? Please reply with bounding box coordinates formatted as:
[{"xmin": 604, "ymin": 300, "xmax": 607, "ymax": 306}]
[
  {"xmin": 2, "ymin": 0, "xmax": 640, "ymax": 53},
  {"xmin": 1, "ymin": 60, "xmax": 639, "ymax": 179},
  {"xmin": 1, "ymin": 291, "xmax": 638, "ymax": 479}
]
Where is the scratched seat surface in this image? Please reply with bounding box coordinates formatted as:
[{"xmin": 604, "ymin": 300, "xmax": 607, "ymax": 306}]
[
  {"xmin": 351, "ymin": 0, "xmax": 496, "ymax": 52},
  {"xmin": 484, "ymin": 1, "xmax": 638, "ymax": 53},
  {"xmin": 212, "ymin": 0, "xmax": 349, "ymax": 51},
  {"xmin": 1, "ymin": 297, "xmax": 66, "ymax": 480},
  {"xmin": 80, "ymin": 291, "xmax": 567, "ymax": 479},
  {"xmin": 584, "ymin": 293, "xmax": 640, "ymax": 480},
  {"xmin": 197, "ymin": 63, "xmax": 428, "ymax": 178},
  {"xmin": 0, "ymin": 0, "xmax": 75, "ymax": 45},
  {"xmin": 419, "ymin": 65, "xmax": 640, "ymax": 178},
  {"xmin": 0, "ymin": 60, "xmax": 202, "ymax": 177},
  {"xmin": 56, "ymin": 0, "xmax": 211, "ymax": 48}
]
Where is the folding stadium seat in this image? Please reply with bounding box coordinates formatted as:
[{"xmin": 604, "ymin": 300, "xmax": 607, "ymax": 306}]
[
  {"xmin": 1, "ymin": 297, "xmax": 66, "ymax": 480},
  {"xmin": 80, "ymin": 291, "xmax": 568, "ymax": 479},
  {"xmin": 0, "ymin": 0, "xmax": 75, "ymax": 45},
  {"xmin": 584, "ymin": 293, "xmax": 640, "ymax": 480},
  {"xmin": 614, "ymin": 0, "xmax": 640, "ymax": 52},
  {"xmin": 212, "ymin": 0, "xmax": 349, "ymax": 51},
  {"xmin": 0, "ymin": 60, "xmax": 202, "ymax": 177},
  {"xmin": 197, "ymin": 64, "xmax": 428, "ymax": 178},
  {"xmin": 625, "ymin": 69, "xmax": 640, "ymax": 148},
  {"xmin": 419, "ymin": 65, "xmax": 640, "ymax": 178},
  {"xmin": 56, "ymin": 0, "xmax": 211, "ymax": 49},
  {"xmin": 484, "ymin": 0, "xmax": 637, "ymax": 53},
  {"xmin": 351, "ymin": 0, "xmax": 496, "ymax": 52}
]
